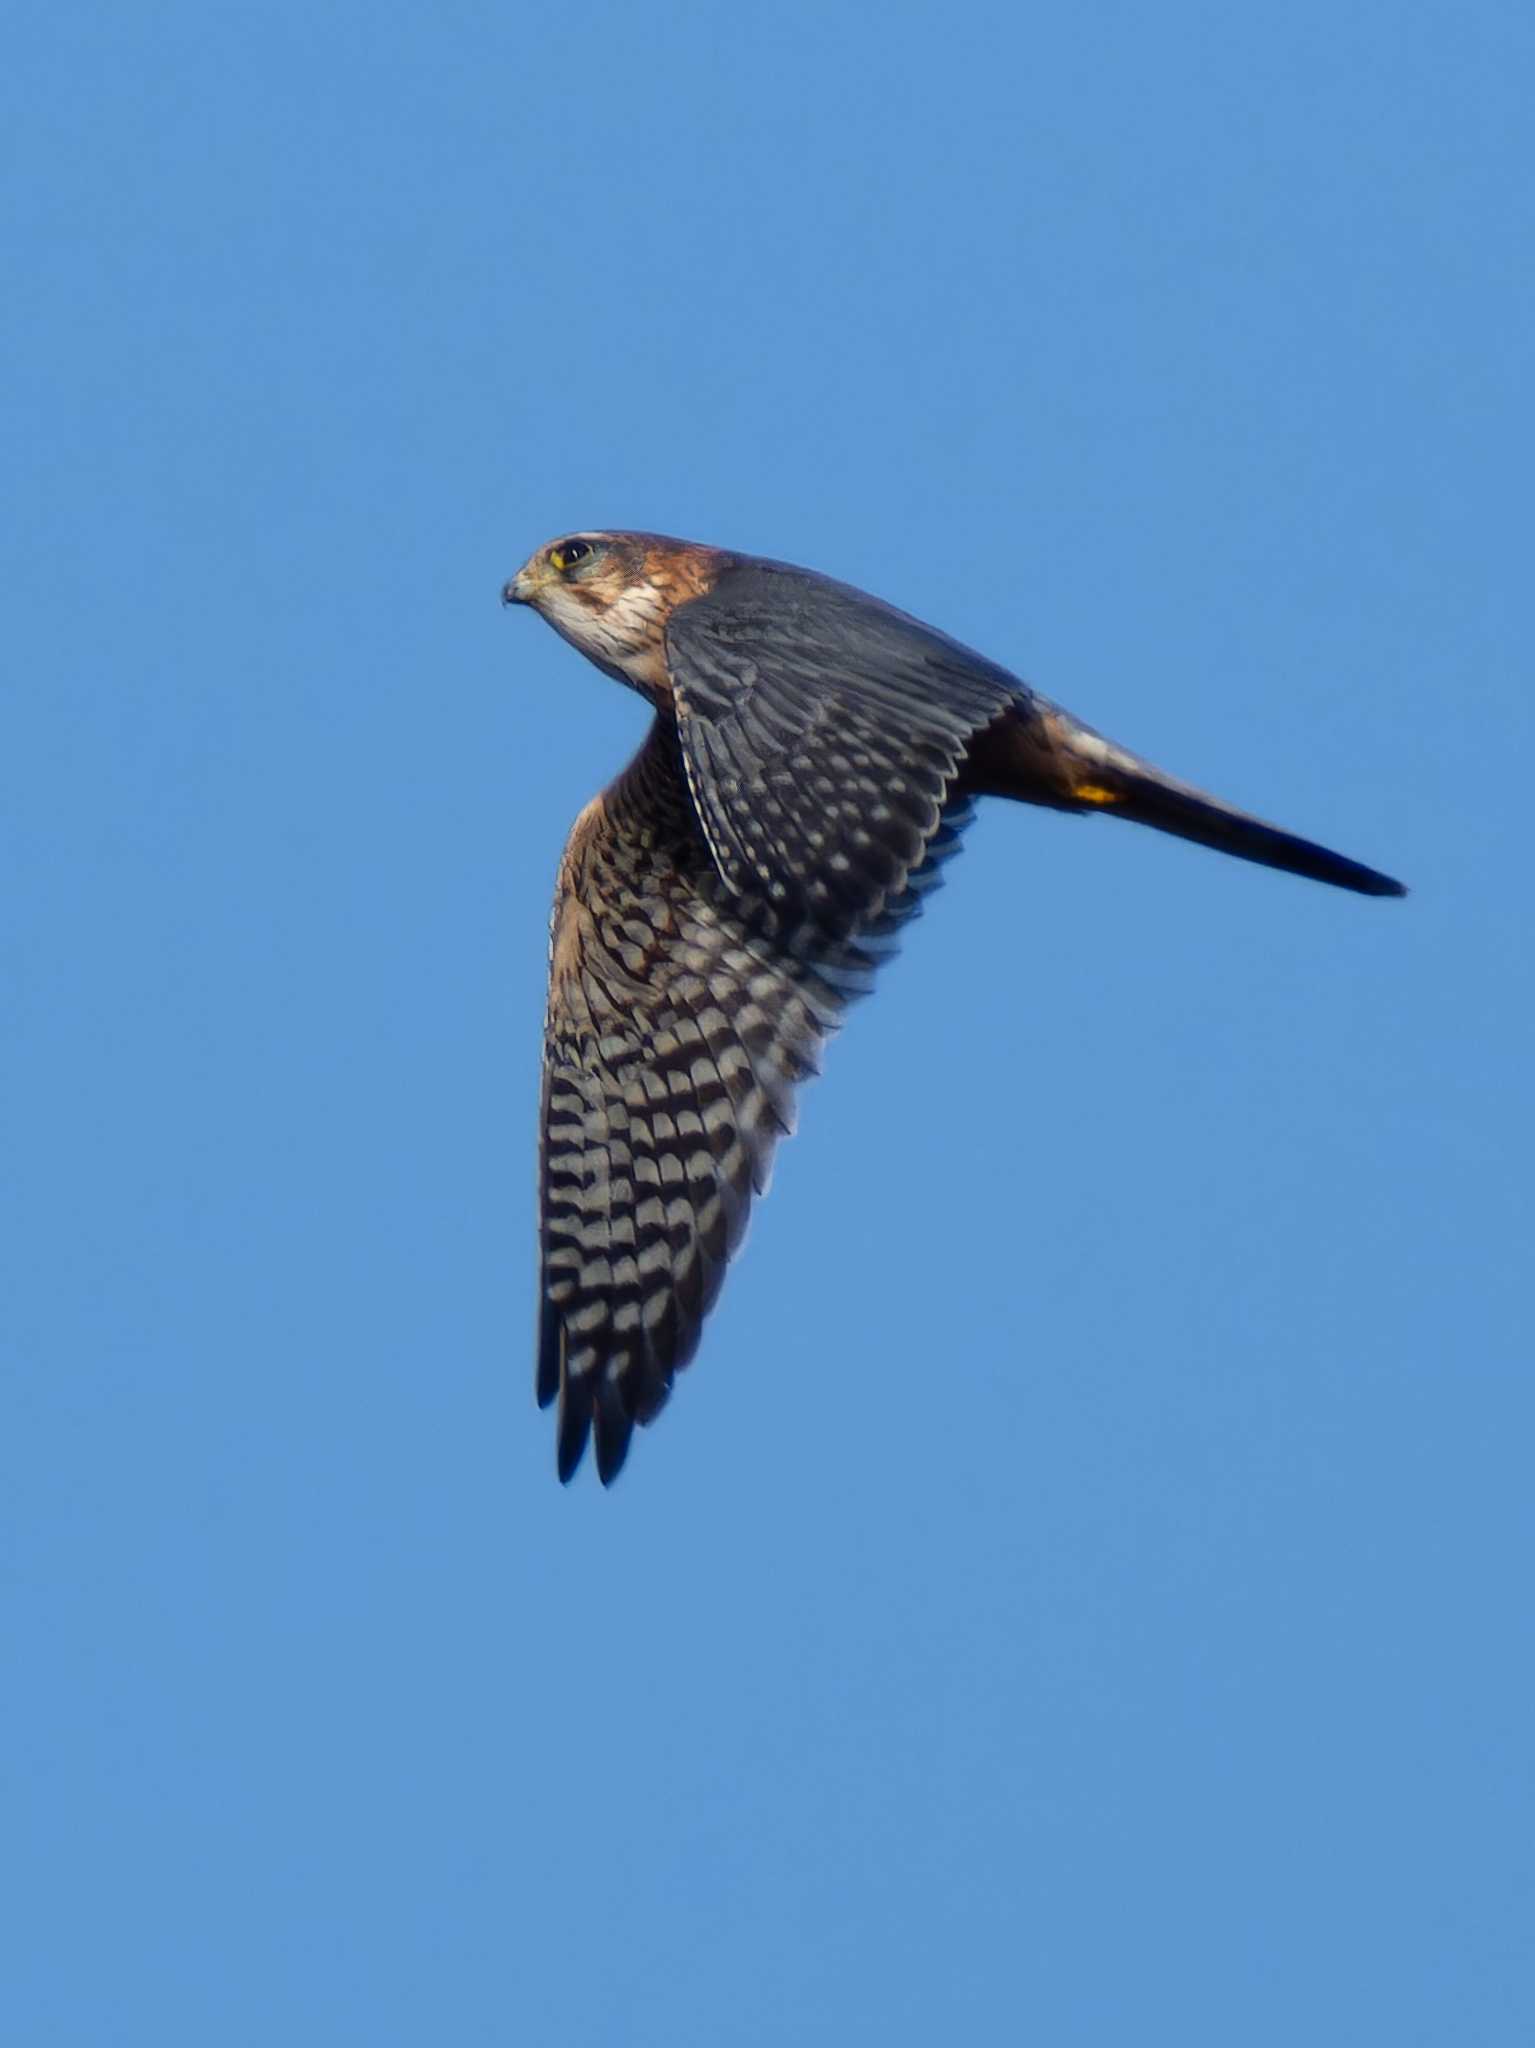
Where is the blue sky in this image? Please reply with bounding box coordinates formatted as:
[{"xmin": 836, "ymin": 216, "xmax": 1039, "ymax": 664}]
[{"xmin": 5, "ymin": 2, "xmax": 1531, "ymax": 2042}]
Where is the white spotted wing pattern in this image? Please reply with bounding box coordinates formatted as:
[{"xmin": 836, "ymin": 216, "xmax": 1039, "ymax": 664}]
[{"xmin": 539, "ymin": 716, "xmax": 974, "ymax": 1482}]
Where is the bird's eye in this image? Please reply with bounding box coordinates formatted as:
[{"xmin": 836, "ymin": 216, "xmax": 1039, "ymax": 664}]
[{"xmin": 550, "ymin": 539, "xmax": 594, "ymax": 573}]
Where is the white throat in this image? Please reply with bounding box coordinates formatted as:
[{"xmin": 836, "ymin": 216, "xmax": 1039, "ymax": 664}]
[{"xmin": 539, "ymin": 581, "xmax": 671, "ymax": 696}]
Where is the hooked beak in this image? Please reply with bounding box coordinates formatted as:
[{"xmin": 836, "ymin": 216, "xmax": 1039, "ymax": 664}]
[{"xmin": 501, "ymin": 562, "xmax": 542, "ymax": 607}]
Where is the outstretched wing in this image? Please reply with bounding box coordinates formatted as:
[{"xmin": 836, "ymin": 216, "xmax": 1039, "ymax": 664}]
[
  {"xmin": 539, "ymin": 720, "xmax": 969, "ymax": 1483},
  {"xmin": 665, "ymin": 559, "xmax": 1019, "ymax": 940}
]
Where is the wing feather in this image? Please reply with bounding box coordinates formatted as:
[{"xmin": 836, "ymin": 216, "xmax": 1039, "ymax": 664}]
[
  {"xmin": 537, "ymin": 718, "xmax": 970, "ymax": 1482},
  {"xmin": 665, "ymin": 559, "xmax": 1019, "ymax": 938}
]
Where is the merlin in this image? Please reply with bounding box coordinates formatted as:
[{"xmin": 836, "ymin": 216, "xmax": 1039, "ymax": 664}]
[{"xmin": 503, "ymin": 532, "xmax": 1404, "ymax": 1484}]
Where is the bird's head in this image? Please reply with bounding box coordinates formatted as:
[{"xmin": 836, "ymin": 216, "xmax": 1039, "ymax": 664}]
[{"xmin": 502, "ymin": 530, "xmax": 725, "ymax": 699}]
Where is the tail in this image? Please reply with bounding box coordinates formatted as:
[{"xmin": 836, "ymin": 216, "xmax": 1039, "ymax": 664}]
[{"xmin": 970, "ymin": 701, "xmax": 1407, "ymax": 898}]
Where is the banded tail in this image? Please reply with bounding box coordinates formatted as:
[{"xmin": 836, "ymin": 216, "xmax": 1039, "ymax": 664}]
[{"xmin": 967, "ymin": 700, "xmax": 1406, "ymax": 898}]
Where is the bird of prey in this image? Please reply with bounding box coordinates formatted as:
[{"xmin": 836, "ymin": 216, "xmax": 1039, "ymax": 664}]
[{"xmin": 503, "ymin": 531, "xmax": 1404, "ymax": 1484}]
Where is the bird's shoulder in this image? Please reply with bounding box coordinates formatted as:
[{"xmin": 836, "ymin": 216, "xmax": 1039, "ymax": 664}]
[{"xmin": 670, "ymin": 552, "xmax": 1024, "ymax": 707}]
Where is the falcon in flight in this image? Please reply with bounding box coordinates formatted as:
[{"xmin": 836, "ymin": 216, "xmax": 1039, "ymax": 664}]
[{"xmin": 503, "ymin": 531, "xmax": 1404, "ymax": 1484}]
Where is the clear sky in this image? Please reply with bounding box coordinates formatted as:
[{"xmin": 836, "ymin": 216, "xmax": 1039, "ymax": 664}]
[{"xmin": 5, "ymin": 3, "xmax": 1531, "ymax": 2043}]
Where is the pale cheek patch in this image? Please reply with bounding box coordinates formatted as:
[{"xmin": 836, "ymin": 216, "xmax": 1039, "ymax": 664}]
[{"xmin": 541, "ymin": 579, "xmax": 670, "ymax": 694}]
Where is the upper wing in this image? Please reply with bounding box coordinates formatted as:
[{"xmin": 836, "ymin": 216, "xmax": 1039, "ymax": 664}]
[
  {"xmin": 664, "ymin": 558, "xmax": 1020, "ymax": 939},
  {"xmin": 539, "ymin": 719, "xmax": 969, "ymax": 1483}
]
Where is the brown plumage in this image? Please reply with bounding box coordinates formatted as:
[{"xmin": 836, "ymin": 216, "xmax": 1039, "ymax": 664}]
[{"xmin": 503, "ymin": 530, "xmax": 1404, "ymax": 1483}]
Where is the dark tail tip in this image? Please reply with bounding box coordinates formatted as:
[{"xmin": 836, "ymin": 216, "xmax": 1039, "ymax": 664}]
[
  {"xmin": 1338, "ymin": 862, "xmax": 1407, "ymax": 899},
  {"xmin": 1091, "ymin": 762, "xmax": 1407, "ymax": 898}
]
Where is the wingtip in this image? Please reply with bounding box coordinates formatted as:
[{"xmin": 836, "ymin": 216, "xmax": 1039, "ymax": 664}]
[
  {"xmin": 551, "ymin": 1373, "xmax": 637, "ymax": 1487},
  {"xmin": 555, "ymin": 1382, "xmax": 591, "ymax": 1484},
  {"xmin": 592, "ymin": 1382, "xmax": 635, "ymax": 1486}
]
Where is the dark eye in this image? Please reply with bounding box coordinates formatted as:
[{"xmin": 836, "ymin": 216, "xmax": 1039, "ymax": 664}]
[{"xmin": 551, "ymin": 539, "xmax": 593, "ymax": 572}]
